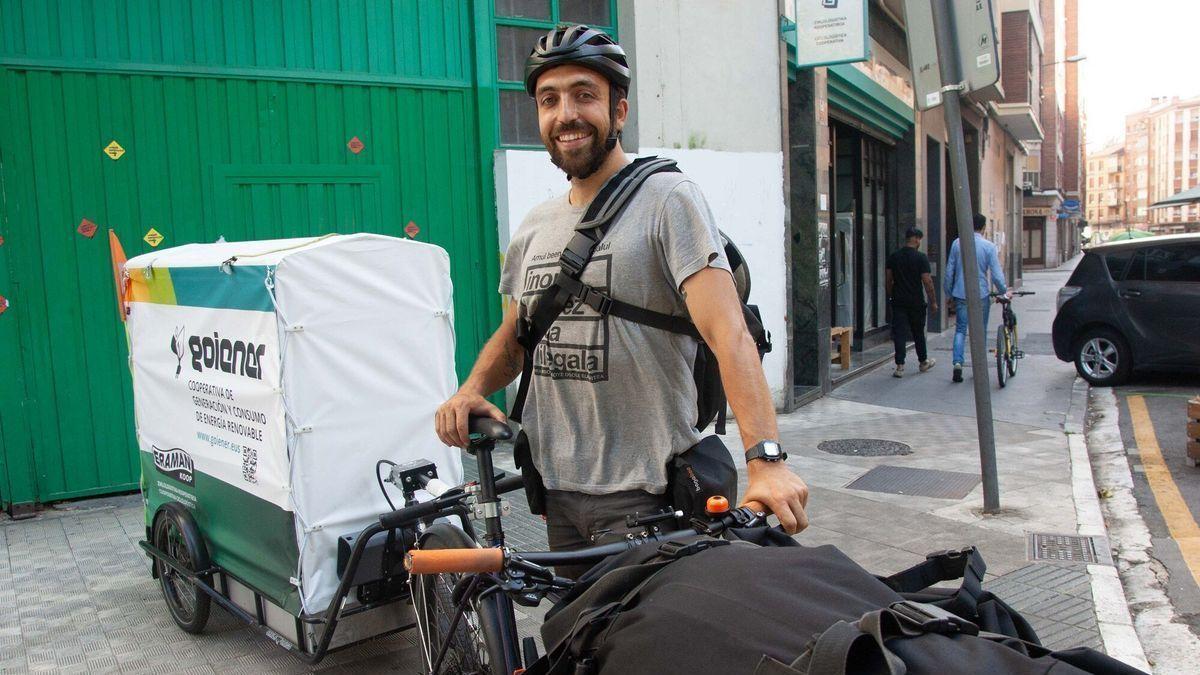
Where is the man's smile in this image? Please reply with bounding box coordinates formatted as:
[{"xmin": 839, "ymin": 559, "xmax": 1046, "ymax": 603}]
[{"xmin": 556, "ymin": 130, "xmax": 593, "ymax": 149}]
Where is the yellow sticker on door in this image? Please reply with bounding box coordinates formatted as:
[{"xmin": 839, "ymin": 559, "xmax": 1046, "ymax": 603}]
[
  {"xmin": 144, "ymin": 228, "xmax": 164, "ymax": 247},
  {"xmin": 104, "ymin": 140, "xmax": 126, "ymax": 160}
]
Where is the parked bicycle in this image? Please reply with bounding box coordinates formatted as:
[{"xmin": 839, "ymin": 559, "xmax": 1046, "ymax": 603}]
[{"xmin": 991, "ymin": 290, "xmax": 1035, "ymax": 387}]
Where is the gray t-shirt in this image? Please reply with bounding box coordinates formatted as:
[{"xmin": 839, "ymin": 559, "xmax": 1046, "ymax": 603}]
[{"xmin": 499, "ymin": 172, "xmax": 730, "ymax": 495}]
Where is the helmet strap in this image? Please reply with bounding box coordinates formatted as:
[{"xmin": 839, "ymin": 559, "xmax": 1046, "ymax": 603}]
[{"xmin": 606, "ymin": 82, "xmax": 623, "ymax": 151}]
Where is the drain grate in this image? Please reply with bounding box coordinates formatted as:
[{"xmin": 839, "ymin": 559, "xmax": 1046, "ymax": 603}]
[
  {"xmin": 1027, "ymin": 533, "xmax": 1113, "ymax": 565},
  {"xmin": 819, "ymin": 439, "xmax": 913, "ymax": 457},
  {"xmin": 844, "ymin": 465, "xmax": 980, "ymax": 499}
]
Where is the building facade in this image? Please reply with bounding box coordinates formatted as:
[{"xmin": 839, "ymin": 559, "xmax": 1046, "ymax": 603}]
[
  {"xmin": 1020, "ymin": 0, "xmax": 1084, "ymax": 268},
  {"xmin": 1084, "ymin": 143, "xmax": 1125, "ymax": 238},
  {"xmin": 1144, "ymin": 96, "xmax": 1200, "ymax": 232},
  {"xmin": 1096, "ymin": 96, "xmax": 1200, "ymax": 241}
]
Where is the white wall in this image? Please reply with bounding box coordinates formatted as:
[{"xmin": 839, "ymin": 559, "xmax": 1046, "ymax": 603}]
[{"xmin": 628, "ymin": 0, "xmax": 783, "ymax": 153}]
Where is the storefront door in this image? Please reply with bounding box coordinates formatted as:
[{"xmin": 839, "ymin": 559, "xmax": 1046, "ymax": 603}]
[{"xmin": 1023, "ymin": 217, "xmax": 1045, "ymax": 266}]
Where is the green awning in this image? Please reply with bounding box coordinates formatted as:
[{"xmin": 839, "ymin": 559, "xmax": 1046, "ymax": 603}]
[
  {"xmin": 1150, "ymin": 185, "xmax": 1200, "ymax": 209},
  {"xmin": 826, "ymin": 64, "xmax": 914, "ymax": 141}
]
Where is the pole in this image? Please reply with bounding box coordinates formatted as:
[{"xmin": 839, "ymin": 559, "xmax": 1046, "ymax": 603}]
[{"xmin": 929, "ymin": 0, "xmax": 1001, "ymax": 512}]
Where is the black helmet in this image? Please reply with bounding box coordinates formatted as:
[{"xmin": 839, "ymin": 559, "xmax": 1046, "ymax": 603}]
[{"xmin": 524, "ymin": 24, "xmax": 630, "ymax": 97}]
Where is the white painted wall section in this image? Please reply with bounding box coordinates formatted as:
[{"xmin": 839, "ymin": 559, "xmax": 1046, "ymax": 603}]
[{"xmin": 629, "ymin": 0, "xmax": 782, "ymax": 153}]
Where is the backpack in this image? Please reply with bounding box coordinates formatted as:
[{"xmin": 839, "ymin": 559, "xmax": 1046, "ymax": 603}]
[
  {"xmin": 525, "ymin": 534, "xmax": 1144, "ymax": 675},
  {"xmin": 508, "ymin": 156, "xmax": 771, "ymax": 435}
]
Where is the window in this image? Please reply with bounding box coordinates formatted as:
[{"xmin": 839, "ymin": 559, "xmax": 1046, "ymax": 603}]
[
  {"xmin": 1104, "ymin": 249, "xmax": 1134, "ymax": 280},
  {"xmin": 494, "ymin": 1, "xmax": 617, "ymax": 146},
  {"xmin": 1128, "ymin": 245, "xmax": 1200, "ymax": 283}
]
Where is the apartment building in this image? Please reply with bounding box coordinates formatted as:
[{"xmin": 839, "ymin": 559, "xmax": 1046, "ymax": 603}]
[
  {"xmin": 1145, "ymin": 96, "xmax": 1200, "ymax": 232},
  {"xmin": 1085, "ymin": 143, "xmax": 1124, "ymax": 236},
  {"xmin": 1111, "ymin": 96, "xmax": 1200, "ymax": 235}
]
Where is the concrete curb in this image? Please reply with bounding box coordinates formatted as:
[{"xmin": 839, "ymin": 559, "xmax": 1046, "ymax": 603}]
[
  {"xmin": 1070, "ymin": 432, "xmax": 1151, "ymax": 670},
  {"xmin": 1068, "ymin": 377, "xmax": 1152, "ymax": 672},
  {"xmin": 1084, "ymin": 385, "xmax": 1200, "ymax": 673}
]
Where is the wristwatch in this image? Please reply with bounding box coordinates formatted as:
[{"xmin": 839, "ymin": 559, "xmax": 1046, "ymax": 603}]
[{"xmin": 745, "ymin": 440, "xmax": 787, "ymax": 463}]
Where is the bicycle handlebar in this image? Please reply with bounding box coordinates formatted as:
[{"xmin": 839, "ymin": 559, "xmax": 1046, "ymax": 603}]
[
  {"xmin": 406, "ymin": 547, "xmax": 505, "ymax": 574},
  {"xmin": 406, "ymin": 501, "xmax": 771, "ymax": 576}
]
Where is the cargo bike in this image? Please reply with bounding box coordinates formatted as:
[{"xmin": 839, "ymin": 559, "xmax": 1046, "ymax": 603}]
[{"xmin": 117, "ymin": 233, "xmax": 768, "ymax": 670}]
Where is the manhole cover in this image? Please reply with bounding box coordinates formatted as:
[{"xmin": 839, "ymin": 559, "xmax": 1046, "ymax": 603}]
[
  {"xmin": 1027, "ymin": 533, "xmax": 1113, "ymax": 565},
  {"xmin": 819, "ymin": 439, "xmax": 913, "ymax": 457},
  {"xmin": 844, "ymin": 465, "xmax": 980, "ymax": 499}
]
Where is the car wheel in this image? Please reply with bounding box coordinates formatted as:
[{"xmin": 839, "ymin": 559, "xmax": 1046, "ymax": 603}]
[{"xmin": 1074, "ymin": 327, "xmax": 1131, "ymax": 386}]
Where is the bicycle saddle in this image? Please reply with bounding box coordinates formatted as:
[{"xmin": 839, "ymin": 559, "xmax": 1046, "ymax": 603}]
[{"xmin": 469, "ymin": 416, "xmax": 513, "ymax": 442}]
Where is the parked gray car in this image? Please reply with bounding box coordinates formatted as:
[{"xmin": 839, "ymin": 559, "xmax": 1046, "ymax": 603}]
[{"xmin": 1052, "ymin": 233, "xmax": 1200, "ymax": 385}]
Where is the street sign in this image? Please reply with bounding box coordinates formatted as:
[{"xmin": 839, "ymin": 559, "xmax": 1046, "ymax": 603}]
[
  {"xmin": 950, "ymin": 0, "xmax": 1000, "ymax": 100},
  {"xmin": 903, "ymin": 0, "xmax": 1000, "ymax": 110},
  {"xmin": 792, "ymin": 0, "xmax": 869, "ymax": 69},
  {"xmin": 1063, "ymin": 199, "xmax": 1081, "ymax": 210},
  {"xmin": 903, "ymin": 0, "xmax": 945, "ymax": 110}
]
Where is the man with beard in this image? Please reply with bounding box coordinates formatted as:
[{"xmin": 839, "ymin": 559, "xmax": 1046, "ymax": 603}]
[{"xmin": 435, "ymin": 25, "xmax": 809, "ymax": 576}]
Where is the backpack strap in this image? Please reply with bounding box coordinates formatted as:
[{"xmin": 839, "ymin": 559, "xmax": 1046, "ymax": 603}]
[
  {"xmin": 879, "ymin": 546, "xmax": 986, "ymax": 619},
  {"xmin": 509, "ymin": 156, "xmax": 682, "ymax": 422},
  {"xmin": 777, "ymin": 600, "xmax": 986, "ymax": 675}
]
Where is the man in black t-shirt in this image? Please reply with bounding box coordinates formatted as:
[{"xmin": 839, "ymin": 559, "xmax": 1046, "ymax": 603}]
[{"xmin": 885, "ymin": 228, "xmax": 938, "ymax": 377}]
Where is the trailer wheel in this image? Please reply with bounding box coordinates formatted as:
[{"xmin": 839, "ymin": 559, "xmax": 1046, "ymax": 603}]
[{"xmin": 152, "ymin": 503, "xmax": 212, "ymax": 634}]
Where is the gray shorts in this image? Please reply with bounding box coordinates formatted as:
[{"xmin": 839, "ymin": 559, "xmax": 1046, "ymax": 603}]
[{"xmin": 544, "ymin": 489, "xmax": 670, "ymax": 580}]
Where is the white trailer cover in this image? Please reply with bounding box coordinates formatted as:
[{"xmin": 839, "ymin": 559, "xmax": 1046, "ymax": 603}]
[{"xmin": 126, "ymin": 234, "xmax": 461, "ymax": 613}]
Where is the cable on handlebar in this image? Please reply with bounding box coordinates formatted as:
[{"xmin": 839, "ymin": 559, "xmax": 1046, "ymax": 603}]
[{"xmin": 375, "ymin": 459, "xmax": 398, "ymax": 510}]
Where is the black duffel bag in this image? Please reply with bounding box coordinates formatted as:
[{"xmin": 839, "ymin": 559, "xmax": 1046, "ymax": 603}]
[{"xmin": 527, "ymin": 533, "xmax": 1144, "ymax": 675}]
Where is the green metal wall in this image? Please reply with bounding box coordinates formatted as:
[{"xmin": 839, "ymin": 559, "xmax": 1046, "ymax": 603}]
[{"xmin": 0, "ymin": 0, "xmax": 503, "ymax": 508}]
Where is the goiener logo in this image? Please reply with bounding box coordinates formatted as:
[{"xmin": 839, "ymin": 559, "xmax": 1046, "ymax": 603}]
[
  {"xmin": 170, "ymin": 326, "xmax": 186, "ymax": 378},
  {"xmin": 153, "ymin": 445, "xmax": 195, "ymax": 486}
]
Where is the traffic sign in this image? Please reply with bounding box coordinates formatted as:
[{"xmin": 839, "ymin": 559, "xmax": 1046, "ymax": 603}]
[{"xmin": 903, "ymin": 0, "xmax": 1001, "ymax": 110}]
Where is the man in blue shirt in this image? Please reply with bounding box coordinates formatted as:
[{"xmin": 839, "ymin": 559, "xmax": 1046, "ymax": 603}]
[{"xmin": 943, "ymin": 213, "xmax": 1010, "ymax": 382}]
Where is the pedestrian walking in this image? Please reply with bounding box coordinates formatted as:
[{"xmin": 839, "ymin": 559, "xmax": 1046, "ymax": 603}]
[
  {"xmin": 943, "ymin": 213, "xmax": 1010, "ymax": 383},
  {"xmin": 885, "ymin": 227, "xmax": 937, "ymax": 377}
]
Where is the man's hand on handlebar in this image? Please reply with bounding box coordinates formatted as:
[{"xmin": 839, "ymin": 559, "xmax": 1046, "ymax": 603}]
[
  {"xmin": 742, "ymin": 462, "xmax": 810, "ymax": 535},
  {"xmin": 435, "ymin": 390, "xmax": 506, "ymax": 449}
]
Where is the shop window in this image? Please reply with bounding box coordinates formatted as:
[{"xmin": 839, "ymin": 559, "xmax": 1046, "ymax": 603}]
[{"xmin": 494, "ymin": 1, "xmax": 618, "ymax": 147}]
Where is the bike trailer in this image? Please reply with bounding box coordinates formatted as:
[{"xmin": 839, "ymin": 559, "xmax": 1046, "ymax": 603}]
[
  {"xmin": 531, "ymin": 534, "xmax": 1144, "ymax": 675},
  {"xmin": 123, "ymin": 233, "xmax": 462, "ymax": 655}
]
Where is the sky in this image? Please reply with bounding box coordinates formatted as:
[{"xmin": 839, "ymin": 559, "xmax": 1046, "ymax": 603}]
[{"xmin": 1079, "ymin": 0, "xmax": 1200, "ymax": 151}]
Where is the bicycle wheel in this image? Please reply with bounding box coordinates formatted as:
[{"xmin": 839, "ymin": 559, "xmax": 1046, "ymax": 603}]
[
  {"xmin": 1007, "ymin": 322, "xmax": 1019, "ymax": 378},
  {"xmin": 411, "ymin": 523, "xmax": 513, "ymax": 675},
  {"xmin": 995, "ymin": 324, "xmax": 1008, "ymax": 388},
  {"xmin": 152, "ymin": 503, "xmax": 212, "ymax": 634}
]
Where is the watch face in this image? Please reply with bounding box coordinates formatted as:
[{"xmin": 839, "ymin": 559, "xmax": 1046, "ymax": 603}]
[{"xmin": 763, "ymin": 442, "xmax": 781, "ymax": 459}]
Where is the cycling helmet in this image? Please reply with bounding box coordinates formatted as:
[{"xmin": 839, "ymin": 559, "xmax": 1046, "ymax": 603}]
[{"xmin": 524, "ymin": 24, "xmax": 631, "ymax": 97}]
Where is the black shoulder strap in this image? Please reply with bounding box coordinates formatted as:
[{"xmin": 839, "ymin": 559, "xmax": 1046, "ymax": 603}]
[
  {"xmin": 878, "ymin": 546, "xmax": 986, "ymax": 620},
  {"xmin": 509, "ymin": 157, "xmax": 682, "ymax": 422}
]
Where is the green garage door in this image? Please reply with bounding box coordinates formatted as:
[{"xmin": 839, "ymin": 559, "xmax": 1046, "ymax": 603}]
[{"xmin": 0, "ymin": 0, "xmax": 502, "ymax": 509}]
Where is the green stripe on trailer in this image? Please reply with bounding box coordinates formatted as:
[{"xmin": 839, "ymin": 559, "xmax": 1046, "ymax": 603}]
[
  {"xmin": 141, "ymin": 452, "xmax": 301, "ymax": 614},
  {"xmin": 129, "ymin": 265, "xmax": 276, "ymax": 312}
]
